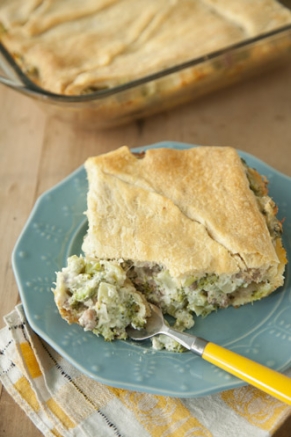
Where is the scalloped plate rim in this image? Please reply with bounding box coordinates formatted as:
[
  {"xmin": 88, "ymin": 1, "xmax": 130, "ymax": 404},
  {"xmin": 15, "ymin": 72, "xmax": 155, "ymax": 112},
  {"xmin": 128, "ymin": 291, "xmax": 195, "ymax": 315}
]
[{"xmin": 11, "ymin": 141, "xmax": 291, "ymax": 398}]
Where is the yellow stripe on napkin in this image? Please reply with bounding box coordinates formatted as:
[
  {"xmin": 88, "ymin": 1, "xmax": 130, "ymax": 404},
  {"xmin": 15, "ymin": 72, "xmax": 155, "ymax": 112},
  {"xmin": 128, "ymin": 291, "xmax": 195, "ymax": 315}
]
[
  {"xmin": 46, "ymin": 397, "xmax": 76, "ymax": 429},
  {"xmin": 19, "ymin": 342, "xmax": 42, "ymax": 378},
  {"xmin": 51, "ymin": 428, "xmax": 63, "ymax": 437},
  {"xmin": 109, "ymin": 388, "xmax": 212, "ymax": 436},
  {"xmin": 221, "ymin": 386, "xmax": 291, "ymax": 431},
  {"xmin": 14, "ymin": 376, "xmax": 40, "ymax": 412}
]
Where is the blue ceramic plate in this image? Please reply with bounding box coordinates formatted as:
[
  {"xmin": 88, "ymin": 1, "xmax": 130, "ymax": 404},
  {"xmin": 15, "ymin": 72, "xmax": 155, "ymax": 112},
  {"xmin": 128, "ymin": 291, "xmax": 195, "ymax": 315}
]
[{"xmin": 12, "ymin": 142, "xmax": 291, "ymax": 398}]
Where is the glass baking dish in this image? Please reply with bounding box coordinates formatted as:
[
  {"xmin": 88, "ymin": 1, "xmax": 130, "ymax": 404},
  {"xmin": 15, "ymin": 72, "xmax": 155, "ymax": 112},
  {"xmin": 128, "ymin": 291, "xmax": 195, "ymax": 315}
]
[{"xmin": 1, "ymin": 21, "xmax": 291, "ymax": 129}]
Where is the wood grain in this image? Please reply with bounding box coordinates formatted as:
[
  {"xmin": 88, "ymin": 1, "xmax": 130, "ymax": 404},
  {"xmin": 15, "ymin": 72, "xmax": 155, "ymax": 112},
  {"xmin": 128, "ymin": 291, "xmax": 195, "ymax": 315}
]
[{"xmin": 1, "ymin": 60, "xmax": 291, "ymax": 436}]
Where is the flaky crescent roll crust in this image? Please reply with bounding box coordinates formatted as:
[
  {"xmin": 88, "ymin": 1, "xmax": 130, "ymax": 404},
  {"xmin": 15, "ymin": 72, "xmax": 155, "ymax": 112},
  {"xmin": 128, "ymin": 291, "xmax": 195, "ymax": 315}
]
[
  {"xmin": 82, "ymin": 146, "xmax": 286, "ymax": 290},
  {"xmin": 1, "ymin": 1, "xmax": 291, "ymax": 94}
]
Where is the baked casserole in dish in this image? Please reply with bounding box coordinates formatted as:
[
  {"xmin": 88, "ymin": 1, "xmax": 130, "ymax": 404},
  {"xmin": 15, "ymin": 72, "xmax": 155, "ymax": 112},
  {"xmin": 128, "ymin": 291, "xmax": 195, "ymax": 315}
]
[{"xmin": 1, "ymin": 0, "xmax": 291, "ymax": 127}]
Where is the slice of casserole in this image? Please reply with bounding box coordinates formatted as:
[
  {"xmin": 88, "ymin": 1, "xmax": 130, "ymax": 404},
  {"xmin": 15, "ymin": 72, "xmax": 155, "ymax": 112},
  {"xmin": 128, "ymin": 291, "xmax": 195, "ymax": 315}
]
[{"xmin": 53, "ymin": 146, "xmax": 287, "ymax": 350}]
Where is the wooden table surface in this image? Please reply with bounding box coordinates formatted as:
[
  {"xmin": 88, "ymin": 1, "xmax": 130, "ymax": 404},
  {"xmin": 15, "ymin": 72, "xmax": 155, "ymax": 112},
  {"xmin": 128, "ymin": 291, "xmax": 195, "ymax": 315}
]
[{"xmin": 1, "ymin": 61, "xmax": 291, "ymax": 436}]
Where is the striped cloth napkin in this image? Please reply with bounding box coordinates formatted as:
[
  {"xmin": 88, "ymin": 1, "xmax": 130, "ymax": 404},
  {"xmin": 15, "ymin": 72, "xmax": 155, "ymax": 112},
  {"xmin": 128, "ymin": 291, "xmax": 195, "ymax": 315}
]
[{"xmin": 0, "ymin": 305, "xmax": 290, "ymax": 437}]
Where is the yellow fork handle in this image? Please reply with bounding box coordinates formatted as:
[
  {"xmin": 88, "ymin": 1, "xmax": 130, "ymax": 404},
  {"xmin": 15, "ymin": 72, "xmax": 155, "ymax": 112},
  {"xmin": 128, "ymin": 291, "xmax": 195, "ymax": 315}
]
[{"xmin": 202, "ymin": 342, "xmax": 291, "ymax": 405}]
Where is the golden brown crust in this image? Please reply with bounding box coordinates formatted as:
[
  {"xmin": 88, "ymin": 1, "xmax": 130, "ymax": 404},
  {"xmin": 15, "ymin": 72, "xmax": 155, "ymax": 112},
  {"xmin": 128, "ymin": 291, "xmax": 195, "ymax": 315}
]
[
  {"xmin": 82, "ymin": 146, "xmax": 284, "ymax": 280},
  {"xmin": 202, "ymin": 0, "xmax": 291, "ymax": 36},
  {"xmin": 1, "ymin": 0, "xmax": 291, "ymax": 94},
  {"xmin": 56, "ymin": 305, "xmax": 79, "ymax": 324}
]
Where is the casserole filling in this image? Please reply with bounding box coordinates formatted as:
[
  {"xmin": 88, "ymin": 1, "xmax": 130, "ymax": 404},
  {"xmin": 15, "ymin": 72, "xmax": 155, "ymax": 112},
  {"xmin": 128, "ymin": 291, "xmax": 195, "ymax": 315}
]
[{"xmin": 54, "ymin": 257, "xmax": 150, "ymax": 341}]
